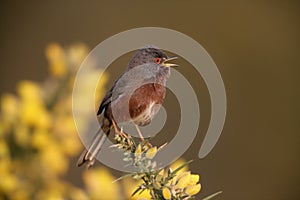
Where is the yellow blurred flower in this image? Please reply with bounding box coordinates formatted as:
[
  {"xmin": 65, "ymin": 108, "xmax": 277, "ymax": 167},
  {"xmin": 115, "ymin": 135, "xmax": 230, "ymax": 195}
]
[
  {"xmin": 53, "ymin": 115, "xmax": 76, "ymax": 136},
  {"xmin": 0, "ymin": 173, "xmax": 18, "ymax": 193},
  {"xmin": 31, "ymin": 129, "xmax": 52, "ymax": 150},
  {"xmin": 0, "ymin": 140, "xmax": 9, "ymax": 158},
  {"xmin": 50, "ymin": 60, "xmax": 67, "ymax": 78},
  {"xmin": 0, "ymin": 121, "xmax": 5, "ymax": 137},
  {"xmin": 67, "ymin": 43, "xmax": 89, "ymax": 68},
  {"xmin": 17, "ymin": 81, "xmax": 52, "ymax": 129},
  {"xmin": 19, "ymin": 101, "xmax": 51, "ymax": 128},
  {"xmin": 40, "ymin": 144, "xmax": 68, "ymax": 175},
  {"xmin": 17, "ymin": 80, "xmax": 42, "ymax": 102},
  {"xmin": 14, "ymin": 124, "xmax": 30, "ymax": 147},
  {"xmin": 1, "ymin": 94, "xmax": 19, "ymax": 122},
  {"xmin": 36, "ymin": 189, "xmax": 65, "ymax": 200},
  {"xmin": 9, "ymin": 187, "xmax": 30, "ymax": 200},
  {"xmin": 122, "ymin": 178, "xmax": 151, "ymax": 200},
  {"xmin": 83, "ymin": 167, "xmax": 120, "ymax": 200},
  {"xmin": 69, "ymin": 187, "xmax": 90, "ymax": 200},
  {"xmin": 46, "ymin": 43, "xmax": 67, "ymax": 78},
  {"xmin": 0, "ymin": 43, "xmax": 111, "ymax": 200},
  {"xmin": 0, "ymin": 141, "xmax": 10, "ymax": 180},
  {"xmin": 60, "ymin": 135, "xmax": 81, "ymax": 156},
  {"xmin": 52, "ymin": 115, "xmax": 81, "ymax": 156},
  {"xmin": 46, "ymin": 43, "xmax": 65, "ymax": 62}
]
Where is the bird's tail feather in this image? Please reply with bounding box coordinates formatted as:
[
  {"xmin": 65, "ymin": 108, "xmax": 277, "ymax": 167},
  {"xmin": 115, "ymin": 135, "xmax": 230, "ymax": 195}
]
[{"xmin": 77, "ymin": 127, "xmax": 109, "ymax": 168}]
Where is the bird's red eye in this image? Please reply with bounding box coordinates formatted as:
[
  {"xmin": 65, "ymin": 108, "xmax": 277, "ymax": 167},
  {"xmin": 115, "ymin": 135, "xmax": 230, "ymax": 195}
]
[{"xmin": 155, "ymin": 58, "xmax": 161, "ymax": 64}]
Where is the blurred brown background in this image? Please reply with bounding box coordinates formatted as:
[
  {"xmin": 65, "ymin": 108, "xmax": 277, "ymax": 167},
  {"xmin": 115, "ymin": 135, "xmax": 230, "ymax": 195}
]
[{"xmin": 1, "ymin": 0, "xmax": 299, "ymax": 199}]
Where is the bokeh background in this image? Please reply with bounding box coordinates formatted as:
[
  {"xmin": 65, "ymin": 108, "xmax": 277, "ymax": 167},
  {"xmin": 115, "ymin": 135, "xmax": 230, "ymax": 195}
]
[{"xmin": 0, "ymin": 0, "xmax": 299, "ymax": 199}]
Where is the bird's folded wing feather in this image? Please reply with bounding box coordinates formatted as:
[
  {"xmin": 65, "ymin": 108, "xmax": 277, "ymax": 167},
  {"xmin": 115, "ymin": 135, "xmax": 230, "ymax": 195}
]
[{"xmin": 97, "ymin": 64, "xmax": 158, "ymax": 115}]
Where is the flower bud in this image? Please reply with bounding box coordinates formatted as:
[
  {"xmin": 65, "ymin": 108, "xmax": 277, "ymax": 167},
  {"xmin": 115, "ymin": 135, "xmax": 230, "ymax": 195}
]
[{"xmin": 146, "ymin": 146, "xmax": 157, "ymax": 159}]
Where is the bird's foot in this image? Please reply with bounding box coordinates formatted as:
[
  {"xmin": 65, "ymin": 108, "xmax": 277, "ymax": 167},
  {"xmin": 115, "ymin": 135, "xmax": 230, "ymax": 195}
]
[{"xmin": 112, "ymin": 120, "xmax": 129, "ymax": 139}]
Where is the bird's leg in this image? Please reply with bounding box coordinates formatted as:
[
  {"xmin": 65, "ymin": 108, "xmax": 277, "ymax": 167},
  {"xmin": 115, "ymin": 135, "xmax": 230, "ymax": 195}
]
[
  {"xmin": 112, "ymin": 119, "xmax": 128, "ymax": 139},
  {"xmin": 134, "ymin": 124, "xmax": 144, "ymax": 141},
  {"xmin": 134, "ymin": 124, "xmax": 153, "ymax": 147}
]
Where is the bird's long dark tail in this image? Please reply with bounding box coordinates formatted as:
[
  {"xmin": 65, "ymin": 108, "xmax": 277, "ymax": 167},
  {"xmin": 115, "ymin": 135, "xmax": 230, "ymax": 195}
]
[{"xmin": 77, "ymin": 120, "xmax": 111, "ymax": 168}]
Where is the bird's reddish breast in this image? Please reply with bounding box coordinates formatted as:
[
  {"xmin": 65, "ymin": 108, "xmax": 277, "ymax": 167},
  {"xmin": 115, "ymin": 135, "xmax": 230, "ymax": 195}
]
[{"xmin": 129, "ymin": 83, "xmax": 166, "ymax": 123}]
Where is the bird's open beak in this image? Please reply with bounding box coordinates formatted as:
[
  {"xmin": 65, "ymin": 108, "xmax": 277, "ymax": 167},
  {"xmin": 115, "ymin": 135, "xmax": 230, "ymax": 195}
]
[{"xmin": 162, "ymin": 56, "xmax": 179, "ymax": 67}]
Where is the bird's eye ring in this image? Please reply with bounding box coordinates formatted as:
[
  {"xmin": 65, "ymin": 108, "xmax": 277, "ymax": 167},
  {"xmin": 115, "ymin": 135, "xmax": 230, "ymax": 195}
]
[{"xmin": 155, "ymin": 58, "xmax": 161, "ymax": 64}]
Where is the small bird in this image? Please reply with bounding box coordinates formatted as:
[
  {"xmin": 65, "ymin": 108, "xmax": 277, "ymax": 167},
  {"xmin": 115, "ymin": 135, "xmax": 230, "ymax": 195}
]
[{"xmin": 77, "ymin": 46, "xmax": 178, "ymax": 168}]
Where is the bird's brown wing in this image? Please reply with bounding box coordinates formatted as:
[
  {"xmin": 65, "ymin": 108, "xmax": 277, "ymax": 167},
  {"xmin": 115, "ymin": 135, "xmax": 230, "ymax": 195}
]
[{"xmin": 97, "ymin": 74, "xmax": 128, "ymax": 115}]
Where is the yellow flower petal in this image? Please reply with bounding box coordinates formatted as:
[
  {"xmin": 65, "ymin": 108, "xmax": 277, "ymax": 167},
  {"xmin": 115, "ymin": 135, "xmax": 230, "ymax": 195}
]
[
  {"xmin": 185, "ymin": 183, "xmax": 201, "ymax": 196},
  {"xmin": 176, "ymin": 171, "xmax": 191, "ymax": 189},
  {"xmin": 162, "ymin": 187, "xmax": 172, "ymax": 200},
  {"xmin": 145, "ymin": 146, "xmax": 157, "ymax": 159},
  {"xmin": 171, "ymin": 174, "xmax": 177, "ymax": 186},
  {"xmin": 176, "ymin": 171, "xmax": 191, "ymax": 181},
  {"xmin": 189, "ymin": 174, "xmax": 200, "ymax": 185},
  {"xmin": 135, "ymin": 144, "xmax": 142, "ymax": 157},
  {"xmin": 122, "ymin": 178, "xmax": 151, "ymax": 200},
  {"xmin": 170, "ymin": 158, "xmax": 189, "ymax": 174},
  {"xmin": 159, "ymin": 169, "xmax": 164, "ymax": 176}
]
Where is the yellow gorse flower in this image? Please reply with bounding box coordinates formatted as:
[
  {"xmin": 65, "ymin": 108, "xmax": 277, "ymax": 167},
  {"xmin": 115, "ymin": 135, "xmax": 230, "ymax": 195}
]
[
  {"xmin": 145, "ymin": 146, "xmax": 157, "ymax": 159},
  {"xmin": 122, "ymin": 178, "xmax": 151, "ymax": 200},
  {"xmin": 189, "ymin": 174, "xmax": 200, "ymax": 185},
  {"xmin": 185, "ymin": 183, "xmax": 201, "ymax": 196},
  {"xmin": 176, "ymin": 171, "xmax": 191, "ymax": 189},
  {"xmin": 83, "ymin": 167, "xmax": 120, "ymax": 200},
  {"xmin": 1, "ymin": 94, "xmax": 19, "ymax": 122},
  {"xmin": 135, "ymin": 144, "xmax": 142, "ymax": 157},
  {"xmin": 162, "ymin": 187, "xmax": 172, "ymax": 200},
  {"xmin": 17, "ymin": 80, "xmax": 42, "ymax": 102},
  {"xmin": 0, "ymin": 43, "xmax": 114, "ymax": 200},
  {"xmin": 46, "ymin": 43, "xmax": 67, "ymax": 77}
]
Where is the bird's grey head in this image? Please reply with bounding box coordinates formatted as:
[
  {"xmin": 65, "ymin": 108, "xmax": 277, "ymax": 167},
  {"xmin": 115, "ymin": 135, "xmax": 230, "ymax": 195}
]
[{"xmin": 127, "ymin": 46, "xmax": 178, "ymax": 70}]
